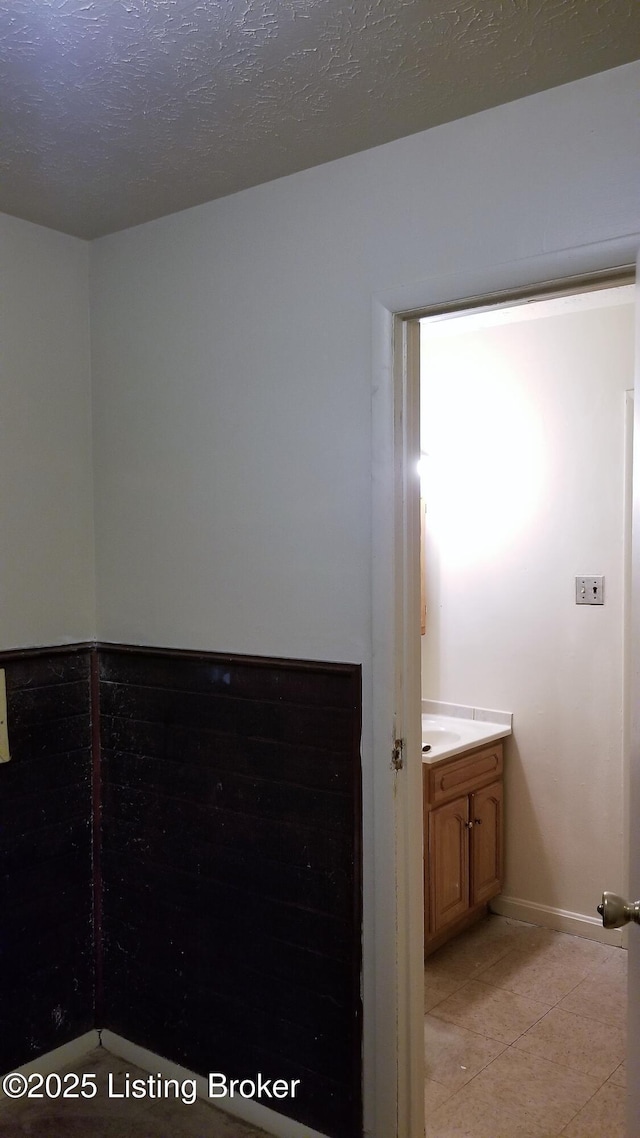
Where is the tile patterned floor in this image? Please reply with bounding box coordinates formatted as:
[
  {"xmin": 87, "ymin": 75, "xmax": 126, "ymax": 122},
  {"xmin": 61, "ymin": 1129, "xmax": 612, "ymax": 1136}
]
[{"xmin": 424, "ymin": 915, "xmax": 628, "ymax": 1138}]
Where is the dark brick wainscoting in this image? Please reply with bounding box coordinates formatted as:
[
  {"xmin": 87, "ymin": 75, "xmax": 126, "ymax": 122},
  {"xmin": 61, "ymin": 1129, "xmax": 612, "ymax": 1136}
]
[{"xmin": 0, "ymin": 644, "xmax": 362, "ymax": 1138}]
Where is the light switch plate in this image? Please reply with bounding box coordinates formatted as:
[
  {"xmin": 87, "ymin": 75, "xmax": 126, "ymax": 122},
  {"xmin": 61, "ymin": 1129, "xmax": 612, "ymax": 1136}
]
[
  {"xmin": 576, "ymin": 576, "xmax": 604, "ymax": 605},
  {"xmin": 0, "ymin": 668, "xmax": 10, "ymax": 762}
]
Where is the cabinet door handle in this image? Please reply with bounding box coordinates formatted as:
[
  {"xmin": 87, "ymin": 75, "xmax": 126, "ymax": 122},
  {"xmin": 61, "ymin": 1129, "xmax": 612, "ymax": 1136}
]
[
  {"xmin": 466, "ymin": 820, "xmax": 474, "ymax": 829},
  {"xmin": 474, "ymin": 818, "xmax": 482, "ymax": 825}
]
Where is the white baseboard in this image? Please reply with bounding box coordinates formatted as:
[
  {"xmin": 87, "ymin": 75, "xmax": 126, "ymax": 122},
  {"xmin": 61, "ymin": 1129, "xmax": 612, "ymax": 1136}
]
[
  {"xmin": 100, "ymin": 1030, "xmax": 330, "ymax": 1138},
  {"xmin": 491, "ymin": 895, "xmax": 624, "ymax": 947},
  {"xmin": 0, "ymin": 1031, "xmax": 100, "ymax": 1096}
]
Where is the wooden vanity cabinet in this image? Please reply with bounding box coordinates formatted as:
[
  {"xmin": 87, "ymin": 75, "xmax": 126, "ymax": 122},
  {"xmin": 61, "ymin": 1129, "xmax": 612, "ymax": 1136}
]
[{"xmin": 424, "ymin": 742, "xmax": 503, "ymax": 955}]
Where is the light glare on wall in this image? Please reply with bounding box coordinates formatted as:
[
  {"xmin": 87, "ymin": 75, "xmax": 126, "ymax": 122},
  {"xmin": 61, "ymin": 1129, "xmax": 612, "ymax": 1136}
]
[{"xmin": 421, "ymin": 349, "xmax": 546, "ymax": 569}]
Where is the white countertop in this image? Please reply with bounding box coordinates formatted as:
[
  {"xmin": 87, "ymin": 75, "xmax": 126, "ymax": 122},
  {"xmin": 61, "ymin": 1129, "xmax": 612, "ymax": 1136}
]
[{"xmin": 421, "ymin": 700, "xmax": 512, "ymax": 764}]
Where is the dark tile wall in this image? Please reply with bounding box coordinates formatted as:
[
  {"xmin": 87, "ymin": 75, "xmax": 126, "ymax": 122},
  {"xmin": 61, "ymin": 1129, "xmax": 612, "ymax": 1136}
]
[
  {"xmin": 0, "ymin": 647, "xmax": 94, "ymax": 1072},
  {"xmin": 99, "ymin": 646, "xmax": 362, "ymax": 1138},
  {"xmin": 0, "ymin": 643, "xmax": 363, "ymax": 1137}
]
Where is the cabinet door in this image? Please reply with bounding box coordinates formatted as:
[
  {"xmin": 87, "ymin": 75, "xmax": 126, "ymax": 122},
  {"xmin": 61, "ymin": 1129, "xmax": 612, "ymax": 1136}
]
[
  {"xmin": 429, "ymin": 795, "xmax": 470, "ymax": 932},
  {"xmin": 470, "ymin": 780, "xmax": 503, "ymax": 907}
]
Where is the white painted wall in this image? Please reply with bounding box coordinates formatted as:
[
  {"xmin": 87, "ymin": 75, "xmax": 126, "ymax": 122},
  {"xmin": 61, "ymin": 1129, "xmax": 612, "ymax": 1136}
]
[
  {"xmin": 0, "ymin": 214, "xmax": 95, "ymax": 648},
  {"xmin": 421, "ymin": 296, "xmax": 633, "ymax": 927},
  {"xmin": 90, "ymin": 63, "xmax": 640, "ymax": 659},
  {"xmin": 87, "ymin": 62, "xmax": 640, "ymax": 1138}
]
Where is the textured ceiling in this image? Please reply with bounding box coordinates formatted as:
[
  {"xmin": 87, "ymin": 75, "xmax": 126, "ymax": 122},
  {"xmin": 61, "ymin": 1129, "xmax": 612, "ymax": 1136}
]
[{"xmin": 1, "ymin": 0, "xmax": 639, "ymax": 240}]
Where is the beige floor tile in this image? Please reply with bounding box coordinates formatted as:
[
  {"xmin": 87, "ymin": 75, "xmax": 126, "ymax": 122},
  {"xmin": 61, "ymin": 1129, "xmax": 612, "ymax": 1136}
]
[
  {"xmin": 532, "ymin": 934, "xmax": 623, "ymax": 971},
  {"xmin": 466, "ymin": 915, "xmax": 544, "ymax": 951},
  {"xmin": 430, "ymin": 979, "xmax": 551, "ymax": 1044},
  {"xmin": 482, "ymin": 915, "xmax": 578, "ymax": 955},
  {"xmin": 424, "ymin": 923, "xmax": 515, "ymax": 981},
  {"xmin": 424, "ymin": 1015, "xmax": 506, "ymax": 1089},
  {"xmin": 595, "ymin": 947, "xmax": 628, "ymax": 979},
  {"xmin": 424, "ymin": 920, "xmax": 628, "ymax": 1138},
  {"xmin": 556, "ymin": 967, "xmax": 627, "ymax": 1027},
  {"xmin": 467, "ymin": 1048, "xmax": 603, "ymax": 1131},
  {"xmin": 560, "ymin": 1078, "xmax": 626, "ymax": 1137},
  {"xmin": 495, "ymin": 921, "xmax": 618, "ymax": 960},
  {"xmin": 500, "ymin": 922, "xmax": 619, "ymax": 962},
  {"xmin": 609, "ymin": 1058, "xmax": 627, "ymax": 1088},
  {"xmin": 513, "ymin": 1006, "xmax": 626, "ymax": 1079},
  {"xmin": 424, "ymin": 1077, "xmax": 454, "ymax": 1113},
  {"xmin": 425, "ymin": 972, "xmax": 465, "ymax": 1011},
  {"xmin": 424, "ymin": 915, "xmax": 598, "ymax": 984},
  {"xmin": 425, "ymin": 1081, "xmax": 564, "ymax": 1138},
  {"xmin": 478, "ymin": 947, "xmax": 590, "ymax": 1004},
  {"xmin": 495, "ymin": 922, "xmax": 574, "ymax": 954}
]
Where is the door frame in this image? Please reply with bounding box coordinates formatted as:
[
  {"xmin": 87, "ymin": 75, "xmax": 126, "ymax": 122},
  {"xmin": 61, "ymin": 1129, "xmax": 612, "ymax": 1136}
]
[{"xmin": 370, "ymin": 240, "xmax": 638, "ymax": 1138}]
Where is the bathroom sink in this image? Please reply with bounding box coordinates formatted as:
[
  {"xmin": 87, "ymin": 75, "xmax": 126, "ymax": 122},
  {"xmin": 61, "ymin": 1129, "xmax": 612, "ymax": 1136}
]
[
  {"xmin": 421, "ymin": 704, "xmax": 512, "ymax": 763},
  {"xmin": 422, "ymin": 728, "xmax": 461, "ymax": 748}
]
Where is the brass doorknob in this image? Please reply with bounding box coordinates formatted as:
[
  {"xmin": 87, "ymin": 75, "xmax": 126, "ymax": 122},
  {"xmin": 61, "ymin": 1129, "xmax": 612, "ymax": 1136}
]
[{"xmin": 597, "ymin": 891, "xmax": 640, "ymax": 929}]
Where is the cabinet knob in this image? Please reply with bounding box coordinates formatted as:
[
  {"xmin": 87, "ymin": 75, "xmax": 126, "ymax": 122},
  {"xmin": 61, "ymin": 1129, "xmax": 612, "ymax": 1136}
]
[
  {"xmin": 474, "ymin": 818, "xmax": 483, "ymax": 825},
  {"xmin": 466, "ymin": 821, "xmax": 474, "ymax": 829}
]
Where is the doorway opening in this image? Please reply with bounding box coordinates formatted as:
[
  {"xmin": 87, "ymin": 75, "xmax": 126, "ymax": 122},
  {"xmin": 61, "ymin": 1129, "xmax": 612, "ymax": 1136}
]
[
  {"xmin": 418, "ymin": 280, "xmax": 634, "ymax": 1133},
  {"xmin": 380, "ymin": 266, "xmax": 633, "ymax": 1138}
]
